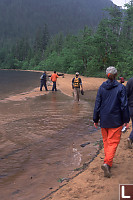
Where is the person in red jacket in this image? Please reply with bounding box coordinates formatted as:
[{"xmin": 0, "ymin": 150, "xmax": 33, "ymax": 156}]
[
  {"xmin": 51, "ymin": 71, "xmax": 59, "ymax": 91},
  {"xmin": 119, "ymin": 77, "xmax": 125, "ymax": 84}
]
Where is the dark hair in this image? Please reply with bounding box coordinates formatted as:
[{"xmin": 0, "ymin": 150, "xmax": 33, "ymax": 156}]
[{"xmin": 54, "ymin": 71, "xmax": 56, "ymax": 73}]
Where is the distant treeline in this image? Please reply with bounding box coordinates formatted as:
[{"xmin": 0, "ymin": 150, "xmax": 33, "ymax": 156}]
[
  {"xmin": 0, "ymin": 3, "xmax": 133, "ymax": 79},
  {"xmin": 0, "ymin": 0, "xmax": 113, "ymax": 43}
]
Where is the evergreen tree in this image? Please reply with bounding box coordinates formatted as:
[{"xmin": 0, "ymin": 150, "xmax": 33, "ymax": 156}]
[
  {"xmin": 77, "ymin": 26, "xmax": 95, "ymax": 71},
  {"xmin": 12, "ymin": 37, "xmax": 31, "ymax": 61},
  {"xmin": 34, "ymin": 24, "xmax": 50, "ymax": 54},
  {"xmin": 122, "ymin": 1, "xmax": 133, "ymax": 42}
]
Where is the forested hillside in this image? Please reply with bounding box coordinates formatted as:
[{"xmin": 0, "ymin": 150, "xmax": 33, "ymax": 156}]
[
  {"xmin": 0, "ymin": 1, "xmax": 133, "ymax": 79},
  {"xmin": 0, "ymin": 0, "xmax": 113, "ymax": 44}
]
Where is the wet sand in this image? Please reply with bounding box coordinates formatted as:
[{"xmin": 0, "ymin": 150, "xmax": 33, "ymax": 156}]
[
  {"xmin": 48, "ymin": 73, "xmax": 133, "ymax": 200},
  {"xmin": 0, "ymin": 71, "xmax": 133, "ymax": 200},
  {"xmin": 0, "ymin": 71, "xmax": 105, "ymax": 200}
]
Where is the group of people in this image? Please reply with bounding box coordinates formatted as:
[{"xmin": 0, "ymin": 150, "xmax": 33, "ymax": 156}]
[
  {"xmin": 93, "ymin": 66, "xmax": 133, "ymax": 178},
  {"xmin": 72, "ymin": 68, "xmax": 133, "ymax": 177},
  {"xmin": 40, "ymin": 71, "xmax": 59, "ymax": 92},
  {"xmin": 40, "ymin": 70, "xmax": 84, "ymax": 100},
  {"xmin": 40, "ymin": 67, "xmax": 133, "ymax": 178}
]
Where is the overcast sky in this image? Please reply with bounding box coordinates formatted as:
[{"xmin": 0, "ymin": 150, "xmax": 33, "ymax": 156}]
[{"xmin": 112, "ymin": 0, "xmax": 130, "ymax": 7}]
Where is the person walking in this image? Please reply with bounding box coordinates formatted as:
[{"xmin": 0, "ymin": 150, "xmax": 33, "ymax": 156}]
[
  {"xmin": 40, "ymin": 71, "xmax": 48, "ymax": 91},
  {"xmin": 51, "ymin": 71, "xmax": 59, "ymax": 91},
  {"xmin": 93, "ymin": 66, "xmax": 130, "ymax": 178},
  {"xmin": 72, "ymin": 72, "xmax": 83, "ymax": 101},
  {"xmin": 119, "ymin": 77, "xmax": 125, "ymax": 84},
  {"xmin": 126, "ymin": 77, "xmax": 133, "ymax": 149}
]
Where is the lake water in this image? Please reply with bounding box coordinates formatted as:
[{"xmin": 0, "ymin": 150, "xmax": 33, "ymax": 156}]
[
  {"xmin": 0, "ymin": 70, "xmax": 101, "ymax": 200},
  {"xmin": 0, "ymin": 70, "xmax": 41, "ymax": 99}
]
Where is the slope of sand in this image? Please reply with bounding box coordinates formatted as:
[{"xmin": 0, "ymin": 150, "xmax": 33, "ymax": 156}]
[{"xmin": 47, "ymin": 73, "xmax": 133, "ymax": 200}]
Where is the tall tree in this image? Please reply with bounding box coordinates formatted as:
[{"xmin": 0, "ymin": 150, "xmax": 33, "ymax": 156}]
[
  {"xmin": 77, "ymin": 26, "xmax": 95, "ymax": 71},
  {"xmin": 122, "ymin": 1, "xmax": 133, "ymax": 42},
  {"xmin": 12, "ymin": 37, "xmax": 31, "ymax": 61},
  {"xmin": 34, "ymin": 24, "xmax": 50, "ymax": 54}
]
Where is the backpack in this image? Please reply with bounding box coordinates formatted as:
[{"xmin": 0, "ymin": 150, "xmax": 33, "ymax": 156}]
[{"xmin": 73, "ymin": 77, "xmax": 80, "ymax": 88}]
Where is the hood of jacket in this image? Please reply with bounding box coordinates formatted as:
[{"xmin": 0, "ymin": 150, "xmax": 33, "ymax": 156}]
[{"xmin": 101, "ymin": 79, "xmax": 119, "ymax": 90}]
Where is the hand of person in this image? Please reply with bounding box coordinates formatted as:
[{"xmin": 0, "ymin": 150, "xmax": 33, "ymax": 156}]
[
  {"xmin": 94, "ymin": 123, "xmax": 98, "ymax": 128},
  {"xmin": 124, "ymin": 123, "xmax": 129, "ymax": 129}
]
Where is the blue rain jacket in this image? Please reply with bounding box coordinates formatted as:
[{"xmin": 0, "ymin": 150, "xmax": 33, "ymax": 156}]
[
  {"xmin": 93, "ymin": 79, "xmax": 130, "ymax": 128},
  {"xmin": 41, "ymin": 72, "xmax": 47, "ymax": 82}
]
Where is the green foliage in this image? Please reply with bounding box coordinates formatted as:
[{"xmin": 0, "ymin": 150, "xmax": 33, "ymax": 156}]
[
  {"xmin": 0, "ymin": 3, "xmax": 133, "ymax": 80},
  {"xmin": 34, "ymin": 25, "xmax": 50, "ymax": 53},
  {"xmin": 116, "ymin": 49, "xmax": 133, "ymax": 78}
]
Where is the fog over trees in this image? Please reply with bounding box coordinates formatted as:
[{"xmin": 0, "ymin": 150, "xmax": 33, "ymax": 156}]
[
  {"xmin": 0, "ymin": 0, "xmax": 133, "ymax": 78},
  {"xmin": 0, "ymin": 0, "xmax": 113, "ymax": 44}
]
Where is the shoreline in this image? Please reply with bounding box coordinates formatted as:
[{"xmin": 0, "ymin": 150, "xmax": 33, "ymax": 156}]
[
  {"xmin": 47, "ymin": 74, "xmax": 132, "ymax": 200},
  {"xmin": 42, "ymin": 142, "xmax": 103, "ymax": 200},
  {"xmin": 45, "ymin": 72, "xmax": 132, "ymax": 200},
  {"xmin": 0, "ymin": 70, "xmax": 107, "ymax": 102},
  {"xmin": 47, "ymin": 128, "xmax": 133, "ymax": 200}
]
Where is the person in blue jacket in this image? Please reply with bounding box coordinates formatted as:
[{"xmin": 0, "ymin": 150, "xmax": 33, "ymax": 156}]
[
  {"xmin": 93, "ymin": 66, "xmax": 130, "ymax": 178},
  {"xmin": 40, "ymin": 71, "xmax": 48, "ymax": 91}
]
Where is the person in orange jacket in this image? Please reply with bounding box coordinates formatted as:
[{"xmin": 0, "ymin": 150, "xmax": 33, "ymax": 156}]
[
  {"xmin": 93, "ymin": 66, "xmax": 130, "ymax": 178},
  {"xmin": 51, "ymin": 71, "xmax": 59, "ymax": 91}
]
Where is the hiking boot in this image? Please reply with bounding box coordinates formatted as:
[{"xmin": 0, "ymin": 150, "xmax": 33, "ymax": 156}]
[
  {"xmin": 101, "ymin": 164, "xmax": 111, "ymax": 178},
  {"xmin": 127, "ymin": 138, "xmax": 132, "ymax": 149}
]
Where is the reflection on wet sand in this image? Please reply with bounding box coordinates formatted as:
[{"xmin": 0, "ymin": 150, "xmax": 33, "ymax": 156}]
[{"xmin": 0, "ymin": 88, "xmax": 101, "ymax": 200}]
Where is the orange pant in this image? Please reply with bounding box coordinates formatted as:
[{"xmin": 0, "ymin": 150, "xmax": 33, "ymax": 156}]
[{"xmin": 101, "ymin": 126, "xmax": 122, "ymax": 167}]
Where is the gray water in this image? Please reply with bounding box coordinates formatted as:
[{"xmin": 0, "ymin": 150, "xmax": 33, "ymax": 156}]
[
  {"xmin": 0, "ymin": 70, "xmax": 41, "ymax": 99},
  {"xmin": 0, "ymin": 70, "xmax": 101, "ymax": 200}
]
